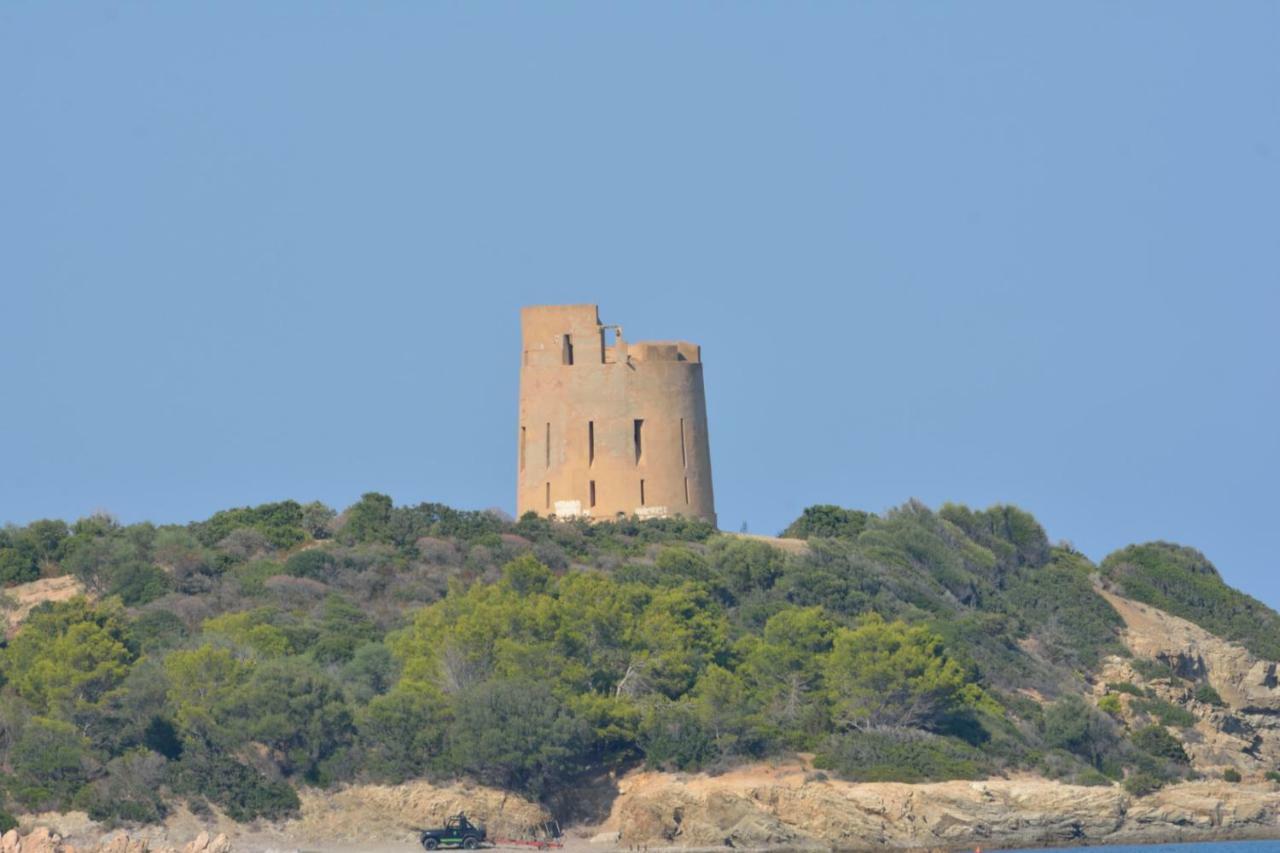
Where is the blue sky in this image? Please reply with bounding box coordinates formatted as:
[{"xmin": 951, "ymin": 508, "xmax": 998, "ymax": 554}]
[{"xmin": 2, "ymin": 4, "xmax": 1277, "ymax": 606}]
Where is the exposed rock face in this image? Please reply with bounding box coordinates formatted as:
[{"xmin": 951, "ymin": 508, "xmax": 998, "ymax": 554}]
[
  {"xmin": 11, "ymin": 783, "xmax": 550, "ymax": 853},
  {"xmin": 11, "ymin": 770, "xmax": 1280, "ymax": 852},
  {"xmin": 1097, "ymin": 587, "xmax": 1280, "ymax": 776},
  {"xmin": 0, "ymin": 828, "xmax": 229, "ymax": 853},
  {"xmin": 282, "ymin": 779, "xmax": 552, "ymax": 846},
  {"xmin": 1099, "ymin": 588, "xmax": 1280, "ymax": 714},
  {"xmin": 599, "ymin": 765, "xmax": 1280, "ymax": 849},
  {"xmin": 1, "ymin": 576, "xmax": 86, "ymax": 638}
]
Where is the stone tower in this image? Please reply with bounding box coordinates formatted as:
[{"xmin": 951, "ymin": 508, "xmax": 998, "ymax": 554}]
[{"xmin": 517, "ymin": 304, "xmax": 716, "ymax": 525}]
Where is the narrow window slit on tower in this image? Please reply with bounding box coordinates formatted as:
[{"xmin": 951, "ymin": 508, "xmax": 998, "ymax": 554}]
[
  {"xmin": 633, "ymin": 419, "xmax": 644, "ymax": 464},
  {"xmin": 588, "ymin": 421, "xmax": 595, "ymax": 466},
  {"xmin": 562, "ymin": 335, "xmax": 574, "ymax": 365},
  {"xmin": 545, "ymin": 482, "xmax": 551, "ymax": 509},
  {"xmin": 684, "ymin": 477, "xmax": 690, "ymax": 504},
  {"xmin": 640, "ymin": 479, "xmax": 646, "ymax": 506},
  {"xmin": 520, "ymin": 426, "xmax": 526, "ymax": 471},
  {"xmin": 680, "ymin": 418, "xmax": 687, "ymax": 468},
  {"xmin": 589, "ymin": 480, "xmax": 596, "ymax": 508},
  {"xmin": 545, "ymin": 422, "xmax": 551, "ymax": 468}
]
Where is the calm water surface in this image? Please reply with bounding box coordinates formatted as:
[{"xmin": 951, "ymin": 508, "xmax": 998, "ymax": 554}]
[{"xmin": 1004, "ymin": 843, "xmax": 1280, "ymax": 853}]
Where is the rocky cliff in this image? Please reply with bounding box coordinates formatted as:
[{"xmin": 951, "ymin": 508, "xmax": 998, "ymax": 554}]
[
  {"xmin": 15, "ymin": 769, "xmax": 1280, "ymax": 852},
  {"xmin": 1, "ymin": 575, "xmax": 85, "ymax": 639},
  {"xmin": 0, "ymin": 828, "xmax": 228, "ymax": 853},
  {"xmin": 10, "ymin": 782, "xmax": 554, "ymax": 853},
  {"xmin": 593, "ymin": 763, "xmax": 1280, "ymax": 849},
  {"xmin": 1095, "ymin": 586, "xmax": 1280, "ymax": 776}
]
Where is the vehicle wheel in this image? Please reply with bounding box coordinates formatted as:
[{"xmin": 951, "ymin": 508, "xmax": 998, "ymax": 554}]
[
  {"xmin": 462, "ymin": 837, "xmax": 479, "ymax": 850},
  {"xmin": 422, "ymin": 838, "xmax": 439, "ymax": 850}
]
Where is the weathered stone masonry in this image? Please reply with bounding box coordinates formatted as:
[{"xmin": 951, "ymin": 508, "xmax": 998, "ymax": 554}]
[{"xmin": 516, "ymin": 304, "xmax": 716, "ymax": 525}]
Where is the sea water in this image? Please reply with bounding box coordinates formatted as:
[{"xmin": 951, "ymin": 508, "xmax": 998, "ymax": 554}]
[{"xmin": 1004, "ymin": 842, "xmax": 1280, "ymax": 853}]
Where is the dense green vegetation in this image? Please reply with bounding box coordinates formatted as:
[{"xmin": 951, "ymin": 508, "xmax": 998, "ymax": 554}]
[
  {"xmin": 0, "ymin": 496, "xmax": 1259, "ymax": 824},
  {"xmin": 1102, "ymin": 542, "xmax": 1280, "ymax": 661}
]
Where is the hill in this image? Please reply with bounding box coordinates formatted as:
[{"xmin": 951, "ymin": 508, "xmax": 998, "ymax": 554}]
[{"xmin": 2, "ymin": 495, "xmax": 1279, "ymax": 845}]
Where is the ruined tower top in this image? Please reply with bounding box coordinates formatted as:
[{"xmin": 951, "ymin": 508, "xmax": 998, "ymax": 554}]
[{"xmin": 516, "ymin": 304, "xmax": 716, "ymax": 525}]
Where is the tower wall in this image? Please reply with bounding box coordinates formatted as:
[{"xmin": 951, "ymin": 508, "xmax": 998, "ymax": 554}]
[{"xmin": 517, "ymin": 304, "xmax": 716, "ymax": 525}]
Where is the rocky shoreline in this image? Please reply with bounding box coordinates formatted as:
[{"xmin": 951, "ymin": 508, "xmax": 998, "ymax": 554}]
[
  {"xmin": 595, "ymin": 770, "xmax": 1280, "ymax": 850},
  {"xmin": 9, "ymin": 772, "xmax": 1280, "ymax": 852}
]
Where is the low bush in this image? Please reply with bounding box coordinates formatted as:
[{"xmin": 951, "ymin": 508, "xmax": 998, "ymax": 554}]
[
  {"xmin": 1131, "ymin": 726, "xmax": 1190, "ymax": 765},
  {"xmin": 1042, "ymin": 695, "xmax": 1122, "ymax": 770},
  {"xmin": 283, "ymin": 549, "xmax": 334, "ymax": 581},
  {"xmin": 638, "ymin": 701, "xmax": 717, "ymax": 772},
  {"xmin": 1133, "ymin": 698, "xmax": 1196, "ymax": 728},
  {"xmin": 1194, "ymin": 683, "xmax": 1225, "ymax": 707},
  {"xmin": 128, "ymin": 609, "xmax": 188, "ymax": 653},
  {"xmin": 1130, "ymin": 658, "xmax": 1178, "ymax": 682},
  {"xmin": 1123, "ymin": 772, "xmax": 1165, "ymax": 796},
  {"xmin": 74, "ymin": 749, "xmax": 169, "ymax": 826},
  {"xmin": 1075, "ymin": 768, "xmax": 1115, "ymax": 787},
  {"xmin": 233, "ymin": 559, "xmax": 284, "ymax": 595},
  {"xmin": 781, "ymin": 505, "xmax": 872, "ymax": 540},
  {"xmin": 106, "ymin": 561, "xmax": 172, "ymax": 605},
  {"xmin": 814, "ymin": 729, "xmax": 990, "ymax": 783},
  {"xmin": 1107, "ymin": 681, "xmax": 1143, "ymax": 696},
  {"xmin": 1265, "ymin": 770, "xmax": 1280, "ymax": 783},
  {"xmin": 1223, "ymin": 768, "xmax": 1242, "ymax": 783},
  {"xmin": 1103, "ymin": 542, "xmax": 1280, "ymax": 661},
  {"xmin": 166, "ymin": 751, "xmax": 300, "ymax": 822}
]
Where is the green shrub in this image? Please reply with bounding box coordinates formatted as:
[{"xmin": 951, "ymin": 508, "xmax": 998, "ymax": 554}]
[
  {"xmin": 814, "ymin": 729, "xmax": 990, "ymax": 783},
  {"xmin": 780, "ymin": 505, "xmax": 872, "ymax": 540},
  {"xmin": 825, "ymin": 614, "xmax": 985, "ymax": 731},
  {"xmin": 1103, "ymin": 542, "xmax": 1280, "ymax": 661},
  {"xmin": 1131, "ymin": 725, "xmax": 1190, "ymax": 764},
  {"xmin": 192, "ymin": 501, "xmax": 306, "ymax": 550},
  {"xmin": 1265, "ymin": 770, "xmax": 1280, "ymax": 783},
  {"xmin": 444, "ymin": 680, "xmax": 588, "ymax": 797},
  {"xmin": 0, "ymin": 808, "xmax": 16, "ymax": 833},
  {"xmin": 8, "ymin": 717, "xmax": 89, "ymax": 811},
  {"xmin": 312, "ymin": 596, "xmax": 381, "ymax": 665},
  {"xmin": 166, "ymin": 750, "xmax": 300, "ymax": 822},
  {"xmin": 222, "ymin": 657, "xmax": 354, "ymax": 783},
  {"xmin": 1130, "ymin": 658, "xmax": 1177, "ymax": 682},
  {"xmin": 1222, "ymin": 768, "xmax": 1242, "ymax": 783},
  {"xmin": 75, "ymin": 750, "xmax": 169, "ymax": 825},
  {"xmin": 1097, "ymin": 694, "xmax": 1123, "ymax": 716},
  {"xmin": 1194, "ymin": 683, "xmax": 1225, "ymax": 707},
  {"xmin": 1123, "ymin": 772, "xmax": 1165, "ymax": 796},
  {"xmin": 1133, "ymin": 698, "xmax": 1196, "ymax": 728},
  {"xmin": 1042, "ymin": 695, "xmax": 1121, "ymax": 770},
  {"xmin": 1001, "ymin": 559, "xmax": 1124, "ymax": 669},
  {"xmin": 283, "ymin": 549, "xmax": 334, "ymax": 580},
  {"xmin": 1075, "ymin": 768, "xmax": 1115, "ymax": 787},
  {"xmin": 0, "ymin": 546, "xmax": 39, "ymax": 585},
  {"xmin": 938, "ymin": 504, "xmax": 1051, "ymax": 569},
  {"xmin": 233, "ymin": 559, "xmax": 284, "ymax": 595},
  {"xmin": 357, "ymin": 685, "xmax": 448, "ymax": 783},
  {"xmin": 107, "ymin": 561, "xmax": 172, "ymax": 605},
  {"xmin": 1108, "ymin": 681, "xmax": 1143, "ymax": 696},
  {"xmin": 638, "ymin": 701, "xmax": 718, "ymax": 772},
  {"xmin": 127, "ymin": 609, "xmax": 188, "ymax": 653}
]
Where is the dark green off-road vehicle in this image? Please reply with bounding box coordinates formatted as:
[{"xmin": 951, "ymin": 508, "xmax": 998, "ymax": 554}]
[{"xmin": 419, "ymin": 814, "xmax": 487, "ymax": 850}]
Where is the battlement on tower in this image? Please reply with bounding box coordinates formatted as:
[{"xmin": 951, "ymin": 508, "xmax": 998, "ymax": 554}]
[
  {"xmin": 516, "ymin": 304, "xmax": 716, "ymax": 525},
  {"xmin": 631, "ymin": 341, "xmax": 701, "ymax": 363}
]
